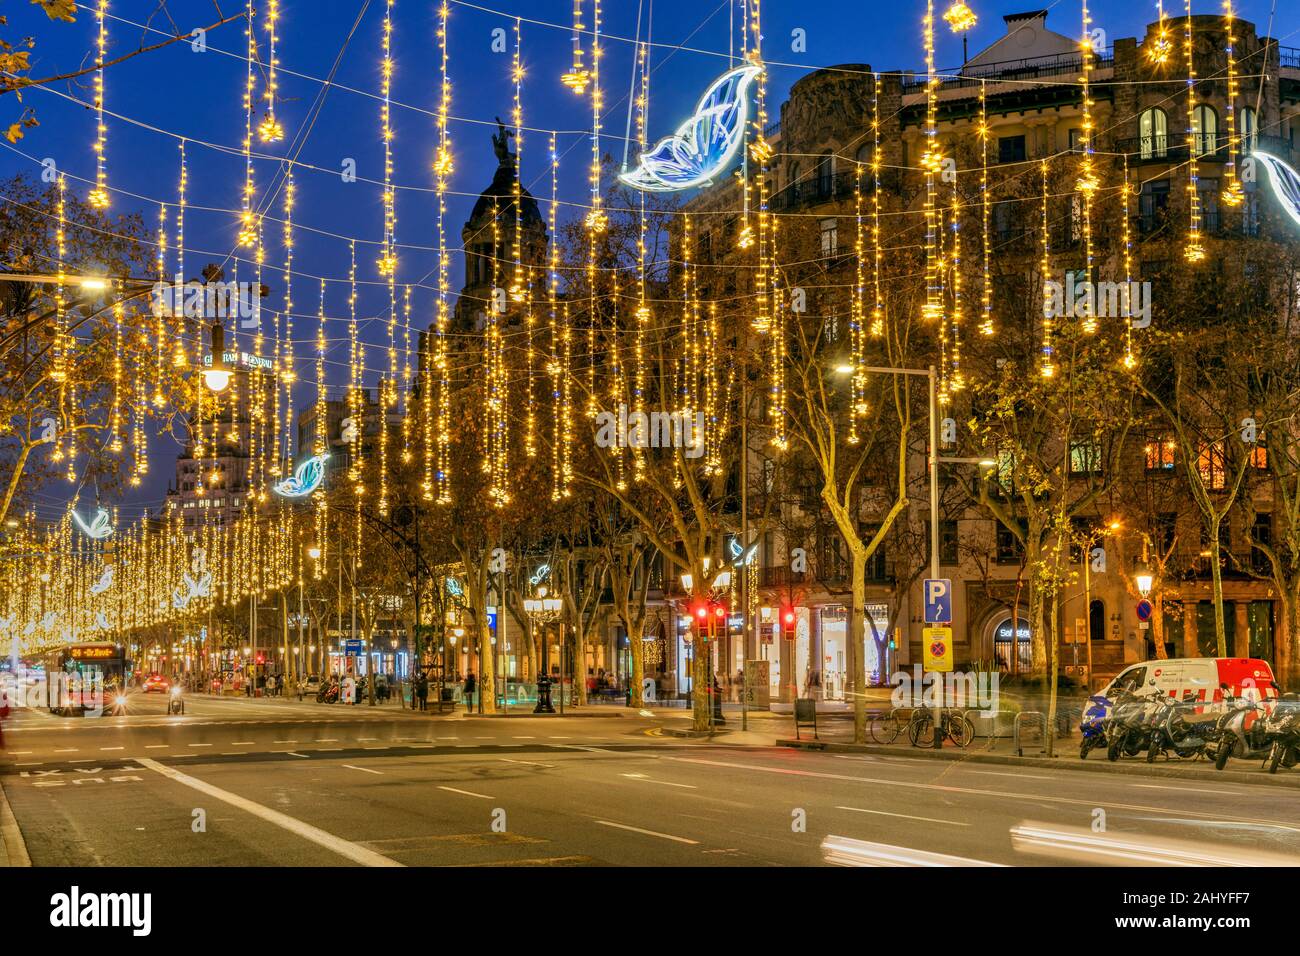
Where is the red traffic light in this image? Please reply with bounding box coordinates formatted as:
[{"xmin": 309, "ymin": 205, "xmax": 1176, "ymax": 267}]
[
  {"xmin": 694, "ymin": 604, "xmax": 709, "ymax": 620},
  {"xmin": 714, "ymin": 605, "xmax": 726, "ymax": 618}
]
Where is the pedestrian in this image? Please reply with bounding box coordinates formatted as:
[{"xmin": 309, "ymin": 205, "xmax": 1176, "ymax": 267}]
[
  {"xmin": 416, "ymin": 673, "xmax": 428, "ymax": 711},
  {"xmin": 463, "ymin": 670, "xmax": 477, "ymax": 710},
  {"xmin": 266, "ymin": 673, "xmax": 276, "ymax": 697}
]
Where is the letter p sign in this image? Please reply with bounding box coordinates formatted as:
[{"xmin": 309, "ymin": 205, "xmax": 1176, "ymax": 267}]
[{"xmin": 924, "ymin": 578, "xmax": 952, "ymax": 625}]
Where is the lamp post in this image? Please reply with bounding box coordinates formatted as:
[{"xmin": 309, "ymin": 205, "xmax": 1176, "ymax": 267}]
[{"xmin": 524, "ymin": 587, "xmax": 562, "ymax": 714}]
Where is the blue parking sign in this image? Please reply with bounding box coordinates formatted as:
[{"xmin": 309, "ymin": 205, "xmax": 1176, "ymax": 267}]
[{"xmin": 924, "ymin": 578, "xmax": 952, "ymax": 624}]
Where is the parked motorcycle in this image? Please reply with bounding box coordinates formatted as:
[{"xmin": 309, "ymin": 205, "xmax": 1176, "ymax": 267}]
[
  {"xmin": 1144, "ymin": 694, "xmax": 1215, "ymax": 762},
  {"xmin": 316, "ymin": 680, "xmax": 339, "ymax": 704},
  {"xmin": 1079, "ymin": 693, "xmax": 1112, "ymax": 759},
  {"xmin": 1212, "ymin": 684, "xmax": 1271, "ymax": 770},
  {"xmin": 1105, "ymin": 688, "xmax": 1161, "ymax": 761},
  {"xmin": 1263, "ymin": 693, "xmax": 1300, "ymax": 774}
]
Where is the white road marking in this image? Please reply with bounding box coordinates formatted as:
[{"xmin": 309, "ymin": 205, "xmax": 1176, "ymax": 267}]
[
  {"xmin": 357, "ymin": 737, "xmax": 379, "ymax": 741},
  {"xmin": 136, "ymin": 758, "xmax": 401, "ymax": 867},
  {"xmin": 54, "ymin": 748, "xmax": 77, "ymax": 753},
  {"xmin": 619, "ymin": 773, "xmax": 696, "ymax": 789},
  {"xmin": 965, "ymin": 770, "xmax": 1053, "ymax": 781},
  {"xmin": 512, "ymin": 736, "xmax": 536, "ymax": 739},
  {"xmin": 316, "ymin": 738, "xmax": 339, "ymax": 742},
  {"xmin": 188, "ymin": 743, "xmax": 213, "ymax": 748},
  {"xmin": 230, "ymin": 741, "xmax": 256, "ymax": 745},
  {"xmin": 437, "ymin": 786, "xmax": 493, "ymax": 799},
  {"xmin": 285, "ymin": 752, "xmax": 309, "ymax": 758},
  {"xmin": 835, "ymin": 805, "xmax": 970, "ymax": 826},
  {"xmin": 1132, "ymin": 783, "xmax": 1243, "ymax": 797},
  {"xmin": 500, "ymin": 758, "xmax": 554, "ymax": 768},
  {"xmin": 343, "ymin": 765, "xmax": 384, "ymax": 775},
  {"xmin": 594, "ymin": 820, "xmax": 699, "ymax": 845},
  {"xmin": 144, "ymin": 744, "xmax": 169, "ymax": 749},
  {"xmin": 99, "ymin": 747, "xmax": 124, "ymax": 751}
]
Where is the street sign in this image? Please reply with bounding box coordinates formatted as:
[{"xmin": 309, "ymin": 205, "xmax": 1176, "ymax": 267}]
[
  {"xmin": 344, "ymin": 639, "xmax": 363, "ymax": 655},
  {"xmin": 1136, "ymin": 599, "xmax": 1153, "ymax": 622},
  {"xmin": 922, "ymin": 626, "xmax": 953, "ymax": 672},
  {"xmin": 923, "ymin": 578, "xmax": 952, "ymax": 624}
]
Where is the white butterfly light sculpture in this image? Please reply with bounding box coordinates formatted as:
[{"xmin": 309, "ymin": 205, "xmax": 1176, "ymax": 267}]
[
  {"xmin": 619, "ymin": 64, "xmax": 762, "ymax": 192},
  {"xmin": 273, "ymin": 454, "xmax": 329, "ymax": 499},
  {"xmin": 95, "ymin": 611, "xmax": 111, "ymax": 631},
  {"xmin": 90, "ymin": 565, "xmax": 115, "ymax": 595},
  {"xmin": 72, "ymin": 507, "xmax": 114, "ymax": 540},
  {"xmin": 172, "ymin": 570, "xmax": 212, "ymax": 610},
  {"xmin": 1254, "ymin": 151, "xmax": 1300, "ymax": 228}
]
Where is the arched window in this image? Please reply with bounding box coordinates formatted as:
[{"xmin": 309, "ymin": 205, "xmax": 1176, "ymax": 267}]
[
  {"xmin": 1239, "ymin": 106, "xmax": 1258, "ymax": 154},
  {"xmin": 787, "ymin": 161, "xmax": 801, "ymax": 189},
  {"xmin": 855, "ymin": 142, "xmax": 872, "ymax": 166},
  {"xmin": 1139, "ymin": 107, "xmax": 1168, "ymax": 159},
  {"xmin": 1192, "ymin": 104, "xmax": 1219, "ymax": 158}
]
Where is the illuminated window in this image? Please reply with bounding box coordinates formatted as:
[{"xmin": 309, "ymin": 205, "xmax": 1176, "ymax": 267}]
[
  {"xmin": 1144, "ymin": 435, "xmax": 1176, "ymax": 470},
  {"xmin": 1197, "ymin": 440, "xmax": 1226, "ymax": 490},
  {"xmin": 1069, "ymin": 440, "xmax": 1101, "ymax": 475},
  {"xmin": 1192, "ymin": 104, "xmax": 1219, "ymax": 158},
  {"xmin": 1138, "ymin": 107, "xmax": 1168, "ymax": 159}
]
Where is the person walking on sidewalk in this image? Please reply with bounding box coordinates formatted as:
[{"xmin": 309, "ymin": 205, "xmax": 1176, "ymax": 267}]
[
  {"xmin": 463, "ymin": 670, "xmax": 476, "ymax": 710},
  {"xmin": 416, "ymin": 673, "xmax": 428, "ymax": 711}
]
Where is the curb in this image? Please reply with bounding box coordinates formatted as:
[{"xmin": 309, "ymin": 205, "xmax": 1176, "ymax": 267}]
[
  {"xmin": 775, "ymin": 738, "xmax": 1300, "ymax": 789},
  {"xmin": 0, "ymin": 781, "xmax": 31, "ymax": 867}
]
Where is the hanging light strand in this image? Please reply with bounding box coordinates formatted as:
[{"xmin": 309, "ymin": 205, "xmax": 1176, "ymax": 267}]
[
  {"xmin": 1184, "ymin": 0, "xmax": 1205, "ymax": 263},
  {"xmin": 1077, "ymin": 0, "xmax": 1099, "ymax": 332},
  {"xmin": 238, "ymin": 0, "xmax": 258, "ymax": 249},
  {"xmin": 978, "ymin": 80, "xmax": 994, "ymax": 337},
  {"xmin": 871, "ymin": 71, "xmax": 884, "ymax": 338},
  {"xmin": 259, "ymin": 0, "xmax": 284, "ymax": 142},
  {"xmin": 1221, "ymin": 1, "xmax": 1244, "ymax": 207},
  {"xmin": 433, "ymin": 2, "xmax": 453, "ymax": 504},
  {"xmin": 1039, "ymin": 158, "xmax": 1055, "ymax": 377},
  {"xmin": 88, "ymin": 0, "xmax": 110, "ymax": 209},
  {"xmin": 1121, "ymin": 155, "xmax": 1137, "ymax": 369}
]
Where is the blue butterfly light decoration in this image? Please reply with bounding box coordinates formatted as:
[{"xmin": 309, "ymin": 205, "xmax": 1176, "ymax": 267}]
[
  {"xmin": 619, "ymin": 64, "xmax": 762, "ymax": 192},
  {"xmin": 1254, "ymin": 151, "xmax": 1300, "ymax": 228},
  {"xmin": 272, "ymin": 454, "xmax": 329, "ymax": 499}
]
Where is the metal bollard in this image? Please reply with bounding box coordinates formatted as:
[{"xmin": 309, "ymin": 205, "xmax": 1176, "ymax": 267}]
[{"xmin": 1013, "ymin": 711, "xmax": 1046, "ymax": 756}]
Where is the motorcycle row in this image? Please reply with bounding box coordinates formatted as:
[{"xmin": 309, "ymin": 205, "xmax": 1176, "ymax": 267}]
[{"xmin": 1080, "ymin": 683, "xmax": 1300, "ymax": 772}]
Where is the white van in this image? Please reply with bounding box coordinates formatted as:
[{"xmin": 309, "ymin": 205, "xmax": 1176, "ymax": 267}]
[{"xmin": 1102, "ymin": 657, "xmax": 1277, "ymax": 710}]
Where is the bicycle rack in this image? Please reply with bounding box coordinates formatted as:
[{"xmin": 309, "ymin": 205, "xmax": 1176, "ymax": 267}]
[
  {"xmin": 964, "ymin": 708, "xmax": 1017, "ymax": 751},
  {"xmin": 1013, "ymin": 711, "xmax": 1047, "ymax": 756}
]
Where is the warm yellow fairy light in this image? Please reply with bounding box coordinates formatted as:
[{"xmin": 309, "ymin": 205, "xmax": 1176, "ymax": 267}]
[
  {"xmin": 585, "ymin": 0, "xmax": 607, "ymax": 235},
  {"xmin": 314, "ymin": 277, "xmax": 328, "ymax": 573},
  {"xmin": 1221, "ymin": 1, "xmax": 1244, "ymax": 207},
  {"xmin": 978, "ymin": 80, "xmax": 993, "ymax": 337},
  {"xmin": 485, "ymin": 197, "xmax": 510, "ymax": 507},
  {"xmin": 848, "ymin": 161, "xmax": 866, "ymax": 443},
  {"xmin": 871, "ymin": 72, "xmax": 885, "ymax": 339},
  {"xmin": 347, "ymin": 240, "xmax": 361, "ymax": 487},
  {"xmin": 943, "ymin": 1, "xmax": 977, "ymax": 33},
  {"xmin": 153, "ymin": 201, "xmax": 167, "ymax": 407},
  {"xmin": 921, "ymin": 0, "xmax": 944, "ymax": 325},
  {"xmin": 1077, "ymin": 0, "xmax": 1098, "ymax": 333},
  {"xmin": 279, "ymin": 171, "xmax": 295, "ymax": 478},
  {"xmin": 1039, "ymin": 158, "xmax": 1054, "ymax": 378},
  {"xmin": 88, "ymin": 0, "xmax": 110, "ymax": 209},
  {"xmin": 259, "ymin": 0, "xmax": 284, "ymax": 142},
  {"xmin": 51, "ymin": 175, "xmax": 67, "ymax": 400},
  {"xmin": 238, "ymin": 1, "xmax": 258, "ymax": 248},
  {"xmin": 173, "ymin": 140, "xmax": 188, "ymax": 368},
  {"xmin": 751, "ymin": 0, "xmax": 782, "ymax": 449},
  {"xmin": 433, "ymin": 2, "xmax": 452, "ymax": 504},
  {"xmin": 377, "ymin": 0, "xmax": 398, "ymax": 518},
  {"xmin": 110, "ymin": 298, "xmax": 124, "ymax": 454},
  {"xmin": 401, "ymin": 285, "xmax": 412, "ymax": 464},
  {"xmin": 509, "ymin": 18, "xmax": 526, "ymax": 305},
  {"xmin": 607, "ymin": 270, "xmax": 627, "ymax": 491},
  {"xmin": 1121, "ymin": 156, "xmax": 1138, "ymax": 369},
  {"xmin": 563, "ymin": 0, "xmax": 591, "ymax": 93},
  {"xmin": 1183, "ymin": 0, "xmax": 1205, "ymax": 264},
  {"xmin": 949, "ymin": 175, "xmax": 965, "ymax": 393},
  {"xmin": 1147, "ymin": 1, "xmax": 1173, "ymax": 66},
  {"xmin": 633, "ymin": 40, "xmax": 650, "ymax": 482},
  {"xmin": 549, "ymin": 131, "xmax": 572, "ymax": 500}
]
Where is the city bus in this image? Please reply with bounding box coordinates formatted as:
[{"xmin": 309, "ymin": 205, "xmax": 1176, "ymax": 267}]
[{"xmin": 42, "ymin": 642, "xmax": 128, "ymax": 716}]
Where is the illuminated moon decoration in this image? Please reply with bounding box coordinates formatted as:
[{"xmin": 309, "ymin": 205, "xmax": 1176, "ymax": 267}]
[
  {"xmin": 1254, "ymin": 152, "xmax": 1300, "ymax": 228},
  {"xmin": 618, "ymin": 65, "xmax": 762, "ymax": 192},
  {"xmin": 72, "ymin": 507, "xmax": 114, "ymax": 540},
  {"xmin": 273, "ymin": 454, "xmax": 329, "ymax": 498}
]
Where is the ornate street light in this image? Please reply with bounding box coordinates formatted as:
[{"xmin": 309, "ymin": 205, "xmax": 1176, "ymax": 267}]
[
  {"xmin": 523, "ymin": 586, "xmax": 563, "ymax": 714},
  {"xmin": 1135, "ymin": 561, "xmax": 1154, "ymax": 599}
]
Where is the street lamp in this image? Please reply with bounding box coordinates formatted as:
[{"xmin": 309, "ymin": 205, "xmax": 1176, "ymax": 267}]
[
  {"xmin": 1135, "ymin": 561, "xmax": 1154, "ymax": 599},
  {"xmin": 523, "ymin": 586, "xmax": 563, "ymax": 714},
  {"xmin": 202, "ymin": 322, "xmax": 231, "ymax": 393}
]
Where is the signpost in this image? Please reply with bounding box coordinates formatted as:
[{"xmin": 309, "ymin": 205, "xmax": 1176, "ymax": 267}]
[
  {"xmin": 923, "ymin": 578, "xmax": 952, "ymax": 625},
  {"xmin": 922, "ymin": 626, "xmax": 953, "ymax": 672}
]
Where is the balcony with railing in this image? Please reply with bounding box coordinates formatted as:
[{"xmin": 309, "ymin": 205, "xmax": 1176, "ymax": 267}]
[
  {"xmin": 900, "ymin": 49, "xmax": 1113, "ymax": 96},
  {"xmin": 768, "ymin": 169, "xmax": 860, "ymax": 212}
]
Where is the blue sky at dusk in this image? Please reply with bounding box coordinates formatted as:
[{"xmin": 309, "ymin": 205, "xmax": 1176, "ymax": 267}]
[{"xmin": 3, "ymin": 0, "xmax": 1294, "ymax": 518}]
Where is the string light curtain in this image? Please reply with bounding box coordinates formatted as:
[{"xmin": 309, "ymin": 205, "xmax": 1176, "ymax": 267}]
[
  {"xmin": 88, "ymin": 0, "xmax": 110, "ymax": 208},
  {"xmin": 433, "ymin": 2, "xmax": 454, "ymax": 504}
]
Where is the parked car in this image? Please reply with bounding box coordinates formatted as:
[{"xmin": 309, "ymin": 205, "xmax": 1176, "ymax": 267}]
[{"xmin": 303, "ymin": 675, "xmax": 322, "ymax": 696}]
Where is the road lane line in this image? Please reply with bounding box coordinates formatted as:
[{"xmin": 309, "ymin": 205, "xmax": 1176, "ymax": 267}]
[
  {"xmin": 221, "ymin": 752, "xmax": 249, "ymax": 756},
  {"xmin": 835, "ymin": 806, "xmax": 970, "ymax": 826},
  {"xmin": 54, "ymin": 749, "xmax": 77, "ymax": 753},
  {"xmin": 437, "ymin": 786, "xmax": 493, "ymax": 799},
  {"xmin": 188, "ymin": 743, "xmax": 213, "ymax": 748},
  {"xmin": 665, "ymin": 755, "xmax": 1292, "ymax": 829},
  {"xmin": 357, "ymin": 737, "xmax": 379, "ymax": 741},
  {"xmin": 99, "ymin": 747, "xmax": 124, "ymax": 751},
  {"xmin": 594, "ymin": 820, "xmax": 699, "ymax": 845},
  {"xmin": 965, "ymin": 770, "xmax": 1053, "ymax": 781},
  {"xmin": 619, "ymin": 773, "xmax": 696, "ymax": 789},
  {"xmin": 1131, "ymin": 783, "xmax": 1243, "ymax": 797},
  {"xmin": 500, "ymin": 758, "xmax": 555, "ymax": 768},
  {"xmin": 285, "ymin": 752, "xmax": 309, "ymax": 758},
  {"xmin": 135, "ymin": 758, "xmax": 401, "ymax": 867},
  {"xmin": 343, "ymin": 765, "xmax": 384, "ymax": 775},
  {"xmin": 144, "ymin": 744, "xmax": 169, "ymax": 749},
  {"xmin": 316, "ymin": 738, "xmax": 340, "ymax": 742},
  {"xmin": 230, "ymin": 741, "xmax": 256, "ymax": 745}
]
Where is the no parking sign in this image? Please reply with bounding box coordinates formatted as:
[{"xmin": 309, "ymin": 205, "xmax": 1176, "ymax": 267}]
[{"xmin": 922, "ymin": 626, "xmax": 953, "ymax": 672}]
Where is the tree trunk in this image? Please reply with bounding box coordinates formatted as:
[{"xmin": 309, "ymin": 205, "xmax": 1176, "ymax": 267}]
[
  {"xmin": 1046, "ymin": 591, "xmax": 1060, "ymax": 758},
  {"xmin": 1209, "ymin": 521, "xmax": 1228, "ymax": 656},
  {"xmin": 1282, "ymin": 585, "xmax": 1300, "ymax": 692},
  {"xmin": 692, "ymin": 632, "xmax": 710, "ymax": 731},
  {"xmin": 1151, "ymin": 591, "xmax": 1169, "ymax": 660},
  {"xmin": 850, "ymin": 549, "xmax": 867, "ymax": 744},
  {"xmin": 572, "ymin": 618, "xmax": 588, "ymax": 705}
]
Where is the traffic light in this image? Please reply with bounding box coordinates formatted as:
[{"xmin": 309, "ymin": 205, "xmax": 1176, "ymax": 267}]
[{"xmin": 781, "ymin": 605, "xmax": 797, "ymax": 640}]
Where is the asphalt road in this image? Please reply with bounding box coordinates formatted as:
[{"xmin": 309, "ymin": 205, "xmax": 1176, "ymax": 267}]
[{"xmin": 4, "ymin": 691, "xmax": 1300, "ymax": 867}]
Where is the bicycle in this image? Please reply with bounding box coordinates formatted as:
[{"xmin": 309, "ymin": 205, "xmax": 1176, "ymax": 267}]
[{"xmin": 872, "ymin": 706, "xmax": 973, "ymax": 748}]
